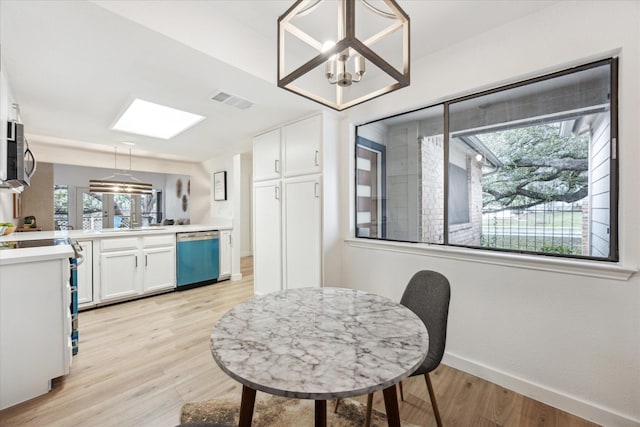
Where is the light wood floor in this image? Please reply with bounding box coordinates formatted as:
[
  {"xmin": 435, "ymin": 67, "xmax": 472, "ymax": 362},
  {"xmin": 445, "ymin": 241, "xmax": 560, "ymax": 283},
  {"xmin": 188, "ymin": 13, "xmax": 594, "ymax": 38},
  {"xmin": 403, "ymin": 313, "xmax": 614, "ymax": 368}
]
[{"xmin": 0, "ymin": 256, "xmax": 600, "ymax": 427}]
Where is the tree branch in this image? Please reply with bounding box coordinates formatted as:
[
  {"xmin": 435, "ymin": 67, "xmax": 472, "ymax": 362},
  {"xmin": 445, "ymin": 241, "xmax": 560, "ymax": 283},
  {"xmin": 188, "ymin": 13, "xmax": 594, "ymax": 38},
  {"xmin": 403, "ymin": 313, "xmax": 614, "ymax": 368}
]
[{"xmin": 513, "ymin": 158, "xmax": 588, "ymax": 170}]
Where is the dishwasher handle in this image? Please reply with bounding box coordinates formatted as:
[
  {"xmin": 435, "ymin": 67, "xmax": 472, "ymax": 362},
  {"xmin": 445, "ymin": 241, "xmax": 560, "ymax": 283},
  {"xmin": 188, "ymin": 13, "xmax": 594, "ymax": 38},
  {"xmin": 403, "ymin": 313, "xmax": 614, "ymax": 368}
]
[{"xmin": 177, "ymin": 231, "xmax": 220, "ymax": 242}]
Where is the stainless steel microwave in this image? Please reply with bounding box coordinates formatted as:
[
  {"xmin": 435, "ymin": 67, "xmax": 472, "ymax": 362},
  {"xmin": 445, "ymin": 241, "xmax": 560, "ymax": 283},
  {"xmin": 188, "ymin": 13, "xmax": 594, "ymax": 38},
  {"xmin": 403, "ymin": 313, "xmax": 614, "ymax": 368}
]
[{"xmin": 5, "ymin": 121, "xmax": 36, "ymax": 187}]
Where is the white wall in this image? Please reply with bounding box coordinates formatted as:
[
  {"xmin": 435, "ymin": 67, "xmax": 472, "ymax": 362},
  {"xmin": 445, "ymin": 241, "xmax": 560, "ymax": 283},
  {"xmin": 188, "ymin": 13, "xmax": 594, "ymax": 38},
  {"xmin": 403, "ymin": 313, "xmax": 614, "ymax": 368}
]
[
  {"xmin": 340, "ymin": 2, "xmax": 640, "ymax": 426},
  {"xmin": 240, "ymin": 153, "xmax": 252, "ymax": 257},
  {"xmin": 202, "ymin": 152, "xmax": 248, "ymax": 281},
  {"xmin": 203, "ymin": 155, "xmax": 234, "ymax": 224}
]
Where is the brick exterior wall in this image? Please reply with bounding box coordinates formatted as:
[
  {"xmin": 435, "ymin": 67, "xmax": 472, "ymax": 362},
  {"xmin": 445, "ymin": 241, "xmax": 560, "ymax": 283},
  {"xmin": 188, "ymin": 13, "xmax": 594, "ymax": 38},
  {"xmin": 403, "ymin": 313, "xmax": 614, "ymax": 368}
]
[
  {"xmin": 449, "ymin": 156, "xmax": 483, "ymax": 246},
  {"xmin": 419, "ymin": 136, "xmax": 483, "ymax": 246}
]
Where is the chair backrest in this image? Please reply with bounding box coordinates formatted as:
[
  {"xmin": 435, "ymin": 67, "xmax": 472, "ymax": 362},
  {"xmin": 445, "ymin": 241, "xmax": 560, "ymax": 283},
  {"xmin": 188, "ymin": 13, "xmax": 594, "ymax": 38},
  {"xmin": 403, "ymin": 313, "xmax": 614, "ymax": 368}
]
[{"xmin": 400, "ymin": 270, "xmax": 451, "ymax": 371}]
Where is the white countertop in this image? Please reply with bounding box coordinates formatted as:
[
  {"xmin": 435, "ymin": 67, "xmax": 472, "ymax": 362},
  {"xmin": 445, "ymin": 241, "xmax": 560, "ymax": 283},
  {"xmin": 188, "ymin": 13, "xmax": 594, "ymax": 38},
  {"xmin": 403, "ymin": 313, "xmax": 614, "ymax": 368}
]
[
  {"xmin": 0, "ymin": 244, "xmax": 74, "ymax": 265},
  {"xmin": 0, "ymin": 224, "xmax": 231, "ymax": 243}
]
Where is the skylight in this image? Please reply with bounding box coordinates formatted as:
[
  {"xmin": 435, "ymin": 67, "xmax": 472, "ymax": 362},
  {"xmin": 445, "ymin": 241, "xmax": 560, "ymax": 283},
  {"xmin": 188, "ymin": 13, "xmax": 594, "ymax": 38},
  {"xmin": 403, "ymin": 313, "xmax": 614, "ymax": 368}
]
[{"xmin": 112, "ymin": 99, "xmax": 205, "ymax": 139}]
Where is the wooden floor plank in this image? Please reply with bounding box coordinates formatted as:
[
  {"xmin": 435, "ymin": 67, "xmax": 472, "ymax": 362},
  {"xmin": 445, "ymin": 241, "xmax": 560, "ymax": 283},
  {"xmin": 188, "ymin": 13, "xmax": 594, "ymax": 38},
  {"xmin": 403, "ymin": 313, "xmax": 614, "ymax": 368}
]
[{"xmin": 0, "ymin": 256, "xmax": 600, "ymax": 427}]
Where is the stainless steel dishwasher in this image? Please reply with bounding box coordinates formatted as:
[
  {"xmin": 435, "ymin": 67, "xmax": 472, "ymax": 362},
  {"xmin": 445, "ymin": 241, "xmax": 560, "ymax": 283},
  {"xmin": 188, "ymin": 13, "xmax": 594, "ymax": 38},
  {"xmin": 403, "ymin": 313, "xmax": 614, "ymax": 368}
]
[{"xmin": 176, "ymin": 231, "xmax": 220, "ymax": 289}]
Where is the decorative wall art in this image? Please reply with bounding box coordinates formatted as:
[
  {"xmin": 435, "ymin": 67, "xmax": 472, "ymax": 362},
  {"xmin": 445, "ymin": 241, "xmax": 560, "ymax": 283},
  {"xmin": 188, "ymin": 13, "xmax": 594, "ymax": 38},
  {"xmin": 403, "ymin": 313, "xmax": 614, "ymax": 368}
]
[
  {"xmin": 213, "ymin": 171, "xmax": 227, "ymax": 201},
  {"xmin": 165, "ymin": 174, "xmax": 190, "ymax": 219}
]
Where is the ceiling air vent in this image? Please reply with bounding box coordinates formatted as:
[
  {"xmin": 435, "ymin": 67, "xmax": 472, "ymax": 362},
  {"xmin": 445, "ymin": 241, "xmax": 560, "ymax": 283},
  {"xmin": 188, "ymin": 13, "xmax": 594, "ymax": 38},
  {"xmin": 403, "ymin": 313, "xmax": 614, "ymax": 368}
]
[{"xmin": 211, "ymin": 90, "xmax": 254, "ymax": 110}]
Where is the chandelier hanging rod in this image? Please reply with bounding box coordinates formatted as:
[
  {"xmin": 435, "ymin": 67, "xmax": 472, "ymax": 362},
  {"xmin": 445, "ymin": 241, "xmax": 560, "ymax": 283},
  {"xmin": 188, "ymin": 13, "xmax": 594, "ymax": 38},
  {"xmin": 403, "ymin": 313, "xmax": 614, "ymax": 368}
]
[{"xmin": 295, "ymin": 0, "xmax": 396, "ymax": 19}]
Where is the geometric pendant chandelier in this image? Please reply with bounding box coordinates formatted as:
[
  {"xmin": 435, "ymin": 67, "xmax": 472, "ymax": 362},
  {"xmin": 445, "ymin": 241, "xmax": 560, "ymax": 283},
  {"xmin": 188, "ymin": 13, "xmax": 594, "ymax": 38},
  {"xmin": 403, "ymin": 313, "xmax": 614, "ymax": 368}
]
[
  {"xmin": 89, "ymin": 147, "xmax": 152, "ymax": 195},
  {"xmin": 278, "ymin": 0, "xmax": 410, "ymax": 111}
]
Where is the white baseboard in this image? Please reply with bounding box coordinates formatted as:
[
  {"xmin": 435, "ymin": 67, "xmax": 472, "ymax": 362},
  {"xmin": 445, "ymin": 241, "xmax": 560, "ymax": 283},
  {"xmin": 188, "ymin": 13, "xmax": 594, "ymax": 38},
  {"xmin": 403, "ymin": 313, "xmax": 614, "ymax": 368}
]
[
  {"xmin": 240, "ymin": 250, "xmax": 253, "ymax": 257},
  {"xmin": 442, "ymin": 352, "xmax": 639, "ymax": 427},
  {"xmin": 230, "ymin": 273, "xmax": 243, "ymax": 281}
]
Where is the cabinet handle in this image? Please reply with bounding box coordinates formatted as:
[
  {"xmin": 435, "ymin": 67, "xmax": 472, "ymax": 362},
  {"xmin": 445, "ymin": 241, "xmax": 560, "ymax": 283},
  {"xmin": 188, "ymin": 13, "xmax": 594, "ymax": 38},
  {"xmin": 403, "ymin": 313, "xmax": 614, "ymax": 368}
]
[
  {"xmin": 275, "ymin": 159, "xmax": 280, "ymax": 173},
  {"xmin": 229, "ymin": 234, "xmax": 232, "ymax": 246},
  {"xmin": 314, "ymin": 150, "xmax": 319, "ymax": 166},
  {"xmin": 135, "ymin": 256, "xmax": 138, "ymax": 268},
  {"xmin": 275, "ymin": 186, "xmax": 280, "ymax": 200},
  {"xmin": 145, "ymin": 254, "xmax": 148, "ymax": 267},
  {"xmin": 314, "ymin": 182, "xmax": 320, "ymax": 198}
]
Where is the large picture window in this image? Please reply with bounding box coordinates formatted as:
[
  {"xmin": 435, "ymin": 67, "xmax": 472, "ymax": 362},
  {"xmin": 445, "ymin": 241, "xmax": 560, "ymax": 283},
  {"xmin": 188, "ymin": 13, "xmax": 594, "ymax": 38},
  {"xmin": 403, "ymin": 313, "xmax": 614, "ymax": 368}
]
[{"xmin": 355, "ymin": 58, "xmax": 618, "ymax": 261}]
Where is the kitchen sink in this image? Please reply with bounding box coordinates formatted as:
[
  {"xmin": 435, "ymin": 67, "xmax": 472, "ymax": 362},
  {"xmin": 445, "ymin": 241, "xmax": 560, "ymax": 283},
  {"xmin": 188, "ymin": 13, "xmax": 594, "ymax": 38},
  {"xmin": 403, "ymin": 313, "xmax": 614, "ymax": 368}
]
[{"xmin": 107, "ymin": 227, "xmax": 166, "ymax": 232}]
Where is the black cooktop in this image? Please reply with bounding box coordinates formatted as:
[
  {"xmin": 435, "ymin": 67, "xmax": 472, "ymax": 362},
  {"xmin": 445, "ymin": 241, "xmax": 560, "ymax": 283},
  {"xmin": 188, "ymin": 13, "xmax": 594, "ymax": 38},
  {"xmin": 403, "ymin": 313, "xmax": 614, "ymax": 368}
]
[{"xmin": 0, "ymin": 238, "xmax": 71, "ymax": 250}]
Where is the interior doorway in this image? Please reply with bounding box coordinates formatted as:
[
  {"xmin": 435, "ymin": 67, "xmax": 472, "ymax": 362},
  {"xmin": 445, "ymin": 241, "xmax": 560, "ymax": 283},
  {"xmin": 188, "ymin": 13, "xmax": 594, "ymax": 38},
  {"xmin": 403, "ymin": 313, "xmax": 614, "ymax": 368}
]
[{"xmin": 355, "ymin": 137, "xmax": 386, "ymax": 238}]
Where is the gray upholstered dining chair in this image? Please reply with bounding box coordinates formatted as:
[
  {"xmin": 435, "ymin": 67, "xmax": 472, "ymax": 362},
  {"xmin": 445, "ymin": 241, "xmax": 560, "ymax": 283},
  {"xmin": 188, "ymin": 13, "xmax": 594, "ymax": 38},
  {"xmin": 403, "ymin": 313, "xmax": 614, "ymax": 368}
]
[{"xmin": 334, "ymin": 270, "xmax": 451, "ymax": 427}]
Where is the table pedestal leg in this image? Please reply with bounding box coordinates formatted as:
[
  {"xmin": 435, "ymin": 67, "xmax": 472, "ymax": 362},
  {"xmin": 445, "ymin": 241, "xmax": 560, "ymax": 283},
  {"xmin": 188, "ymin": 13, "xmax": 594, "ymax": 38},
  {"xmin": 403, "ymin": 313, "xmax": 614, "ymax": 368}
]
[
  {"xmin": 238, "ymin": 385, "xmax": 256, "ymax": 427},
  {"xmin": 315, "ymin": 400, "xmax": 327, "ymax": 427},
  {"xmin": 382, "ymin": 385, "xmax": 401, "ymax": 427}
]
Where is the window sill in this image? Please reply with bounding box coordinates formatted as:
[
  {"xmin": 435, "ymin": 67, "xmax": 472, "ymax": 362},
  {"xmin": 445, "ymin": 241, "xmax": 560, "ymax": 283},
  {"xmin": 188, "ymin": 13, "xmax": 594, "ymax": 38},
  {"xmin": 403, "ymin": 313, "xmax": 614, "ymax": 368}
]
[{"xmin": 344, "ymin": 238, "xmax": 638, "ymax": 281}]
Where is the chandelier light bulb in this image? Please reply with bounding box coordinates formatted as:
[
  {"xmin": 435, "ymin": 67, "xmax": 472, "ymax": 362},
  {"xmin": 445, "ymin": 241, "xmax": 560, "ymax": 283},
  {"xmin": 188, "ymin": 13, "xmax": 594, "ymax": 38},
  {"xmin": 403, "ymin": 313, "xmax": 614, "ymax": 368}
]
[{"xmin": 321, "ymin": 41, "xmax": 335, "ymax": 52}]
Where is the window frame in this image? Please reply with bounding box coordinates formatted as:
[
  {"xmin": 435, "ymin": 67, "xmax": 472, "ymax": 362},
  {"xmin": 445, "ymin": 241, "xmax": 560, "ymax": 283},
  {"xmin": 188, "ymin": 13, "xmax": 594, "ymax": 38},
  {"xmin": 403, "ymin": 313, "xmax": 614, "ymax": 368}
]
[{"xmin": 354, "ymin": 57, "xmax": 619, "ymax": 262}]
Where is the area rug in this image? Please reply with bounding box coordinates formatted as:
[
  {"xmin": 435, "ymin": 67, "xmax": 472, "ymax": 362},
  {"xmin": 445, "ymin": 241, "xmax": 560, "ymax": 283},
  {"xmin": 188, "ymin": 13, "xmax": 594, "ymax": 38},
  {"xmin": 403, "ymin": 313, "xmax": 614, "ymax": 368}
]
[{"xmin": 181, "ymin": 394, "xmax": 419, "ymax": 427}]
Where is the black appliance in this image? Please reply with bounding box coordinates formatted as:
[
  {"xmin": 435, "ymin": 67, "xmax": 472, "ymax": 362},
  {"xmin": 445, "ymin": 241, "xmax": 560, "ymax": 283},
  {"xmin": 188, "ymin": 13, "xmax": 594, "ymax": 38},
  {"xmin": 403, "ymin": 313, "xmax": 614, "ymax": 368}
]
[
  {"xmin": 4, "ymin": 121, "xmax": 37, "ymax": 188},
  {"xmin": 1, "ymin": 238, "xmax": 83, "ymax": 354}
]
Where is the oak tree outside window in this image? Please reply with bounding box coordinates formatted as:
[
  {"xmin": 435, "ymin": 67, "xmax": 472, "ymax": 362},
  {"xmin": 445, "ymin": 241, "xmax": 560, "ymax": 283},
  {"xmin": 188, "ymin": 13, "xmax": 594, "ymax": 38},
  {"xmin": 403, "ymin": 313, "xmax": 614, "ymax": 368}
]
[{"xmin": 355, "ymin": 59, "xmax": 618, "ymax": 261}]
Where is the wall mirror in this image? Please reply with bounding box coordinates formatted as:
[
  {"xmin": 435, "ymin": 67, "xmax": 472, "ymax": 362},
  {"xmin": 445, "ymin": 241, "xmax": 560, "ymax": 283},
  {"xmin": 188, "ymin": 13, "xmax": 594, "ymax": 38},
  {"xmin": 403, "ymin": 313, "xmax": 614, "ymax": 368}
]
[{"xmin": 53, "ymin": 164, "xmax": 190, "ymax": 230}]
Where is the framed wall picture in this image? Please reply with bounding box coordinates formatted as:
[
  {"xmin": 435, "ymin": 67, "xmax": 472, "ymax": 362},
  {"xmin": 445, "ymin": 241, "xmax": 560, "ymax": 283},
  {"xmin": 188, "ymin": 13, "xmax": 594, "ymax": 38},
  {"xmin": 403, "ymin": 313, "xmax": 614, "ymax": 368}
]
[{"xmin": 213, "ymin": 171, "xmax": 227, "ymax": 201}]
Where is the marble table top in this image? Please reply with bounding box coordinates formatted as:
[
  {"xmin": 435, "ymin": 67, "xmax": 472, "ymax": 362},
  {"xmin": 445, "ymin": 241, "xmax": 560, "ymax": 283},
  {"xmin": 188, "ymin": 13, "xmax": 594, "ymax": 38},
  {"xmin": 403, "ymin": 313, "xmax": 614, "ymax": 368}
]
[{"xmin": 210, "ymin": 287, "xmax": 429, "ymax": 400}]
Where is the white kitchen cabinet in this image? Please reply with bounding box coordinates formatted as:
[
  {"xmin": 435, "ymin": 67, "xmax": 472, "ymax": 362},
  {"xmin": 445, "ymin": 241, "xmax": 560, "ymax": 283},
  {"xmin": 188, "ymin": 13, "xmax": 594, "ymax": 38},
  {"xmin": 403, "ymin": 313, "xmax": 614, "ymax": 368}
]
[
  {"xmin": 142, "ymin": 246, "xmax": 175, "ymax": 293},
  {"xmin": 282, "ymin": 175, "xmax": 321, "ymax": 289},
  {"xmin": 141, "ymin": 234, "xmax": 176, "ymax": 293},
  {"xmin": 0, "ymin": 251, "xmax": 72, "ymax": 409},
  {"xmin": 253, "ymin": 181, "xmax": 282, "ymax": 294},
  {"xmin": 76, "ymin": 240, "xmax": 93, "ymax": 305},
  {"xmin": 100, "ymin": 250, "xmax": 140, "ymax": 301},
  {"xmin": 219, "ymin": 229, "xmax": 232, "ymax": 279},
  {"xmin": 252, "ymin": 112, "xmax": 340, "ymax": 294},
  {"xmin": 98, "ymin": 234, "xmax": 175, "ymax": 303},
  {"xmin": 253, "ymin": 128, "xmax": 281, "ymax": 182},
  {"xmin": 282, "ymin": 115, "xmax": 322, "ymax": 177}
]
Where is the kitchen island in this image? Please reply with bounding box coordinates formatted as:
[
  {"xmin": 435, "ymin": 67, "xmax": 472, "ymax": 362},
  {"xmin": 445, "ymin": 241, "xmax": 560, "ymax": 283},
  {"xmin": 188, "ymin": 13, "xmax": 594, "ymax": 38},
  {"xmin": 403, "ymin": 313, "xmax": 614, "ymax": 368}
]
[
  {"xmin": 0, "ymin": 224, "xmax": 234, "ymax": 309},
  {"xmin": 0, "ymin": 242, "xmax": 74, "ymax": 410}
]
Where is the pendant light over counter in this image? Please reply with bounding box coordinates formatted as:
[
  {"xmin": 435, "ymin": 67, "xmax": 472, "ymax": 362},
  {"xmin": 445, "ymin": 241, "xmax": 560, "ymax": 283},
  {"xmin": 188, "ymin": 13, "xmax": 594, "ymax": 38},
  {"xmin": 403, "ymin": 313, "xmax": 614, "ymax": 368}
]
[{"xmin": 89, "ymin": 146, "xmax": 152, "ymax": 195}]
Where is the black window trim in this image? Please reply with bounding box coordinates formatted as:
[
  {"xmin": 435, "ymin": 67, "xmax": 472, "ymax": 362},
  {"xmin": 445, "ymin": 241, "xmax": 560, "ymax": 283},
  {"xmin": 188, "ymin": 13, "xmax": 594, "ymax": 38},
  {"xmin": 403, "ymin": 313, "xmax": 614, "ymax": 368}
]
[{"xmin": 354, "ymin": 57, "xmax": 619, "ymax": 262}]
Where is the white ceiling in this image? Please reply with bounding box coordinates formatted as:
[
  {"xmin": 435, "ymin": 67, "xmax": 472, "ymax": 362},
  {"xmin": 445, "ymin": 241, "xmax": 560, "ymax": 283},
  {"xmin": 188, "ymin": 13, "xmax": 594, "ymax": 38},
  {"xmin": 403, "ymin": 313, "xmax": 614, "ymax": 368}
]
[{"xmin": 0, "ymin": 0, "xmax": 557, "ymax": 163}]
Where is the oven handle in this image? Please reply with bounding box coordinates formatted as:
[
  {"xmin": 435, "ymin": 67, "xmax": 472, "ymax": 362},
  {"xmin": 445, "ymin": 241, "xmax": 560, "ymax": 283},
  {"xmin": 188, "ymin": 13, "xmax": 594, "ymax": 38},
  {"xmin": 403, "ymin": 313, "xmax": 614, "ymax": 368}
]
[
  {"xmin": 71, "ymin": 241, "xmax": 85, "ymax": 266},
  {"xmin": 24, "ymin": 138, "xmax": 37, "ymax": 178}
]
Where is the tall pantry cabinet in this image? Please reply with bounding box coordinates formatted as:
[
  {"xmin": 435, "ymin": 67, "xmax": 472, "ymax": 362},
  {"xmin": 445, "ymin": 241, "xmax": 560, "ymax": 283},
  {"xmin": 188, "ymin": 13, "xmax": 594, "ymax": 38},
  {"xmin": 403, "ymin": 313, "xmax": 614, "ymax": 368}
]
[{"xmin": 253, "ymin": 113, "xmax": 340, "ymax": 294}]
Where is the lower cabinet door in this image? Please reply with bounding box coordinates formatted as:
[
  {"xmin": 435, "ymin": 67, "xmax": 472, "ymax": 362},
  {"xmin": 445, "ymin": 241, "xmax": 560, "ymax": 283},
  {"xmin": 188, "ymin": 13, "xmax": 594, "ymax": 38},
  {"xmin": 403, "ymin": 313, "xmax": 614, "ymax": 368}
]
[
  {"xmin": 143, "ymin": 246, "xmax": 176, "ymax": 292},
  {"xmin": 253, "ymin": 181, "xmax": 282, "ymax": 294},
  {"xmin": 100, "ymin": 250, "xmax": 139, "ymax": 301},
  {"xmin": 219, "ymin": 230, "xmax": 231, "ymax": 279},
  {"xmin": 283, "ymin": 175, "xmax": 321, "ymax": 289}
]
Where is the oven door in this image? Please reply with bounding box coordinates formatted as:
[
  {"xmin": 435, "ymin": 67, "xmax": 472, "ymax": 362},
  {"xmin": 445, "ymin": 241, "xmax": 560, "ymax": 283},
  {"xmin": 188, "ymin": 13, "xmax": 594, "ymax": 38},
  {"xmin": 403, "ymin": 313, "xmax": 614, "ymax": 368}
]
[{"xmin": 6, "ymin": 121, "xmax": 37, "ymax": 186}]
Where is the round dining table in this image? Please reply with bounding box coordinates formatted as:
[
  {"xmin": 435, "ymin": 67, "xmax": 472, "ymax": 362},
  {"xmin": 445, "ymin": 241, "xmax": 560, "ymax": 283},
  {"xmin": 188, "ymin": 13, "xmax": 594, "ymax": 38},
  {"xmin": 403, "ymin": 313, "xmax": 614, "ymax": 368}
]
[{"xmin": 210, "ymin": 287, "xmax": 429, "ymax": 427}]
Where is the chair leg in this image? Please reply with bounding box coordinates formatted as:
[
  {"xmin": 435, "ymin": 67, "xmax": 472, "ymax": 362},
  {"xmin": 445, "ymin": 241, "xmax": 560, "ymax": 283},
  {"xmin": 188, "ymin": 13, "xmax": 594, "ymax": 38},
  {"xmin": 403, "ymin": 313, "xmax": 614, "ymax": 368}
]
[
  {"xmin": 334, "ymin": 398, "xmax": 340, "ymax": 413},
  {"xmin": 398, "ymin": 380, "xmax": 404, "ymax": 401},
  {"xmin": 424, "ymin": 373, "xmax": 443, "ymax": 427},
  {"xmin": 364, "ymin": 393, "xmax": 373, "ymax": 427}
]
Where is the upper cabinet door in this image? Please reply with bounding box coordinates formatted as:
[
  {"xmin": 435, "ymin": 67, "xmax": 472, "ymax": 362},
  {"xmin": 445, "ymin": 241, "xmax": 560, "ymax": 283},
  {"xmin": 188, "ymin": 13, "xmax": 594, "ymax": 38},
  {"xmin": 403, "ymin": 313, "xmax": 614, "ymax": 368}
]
[
  {"xmin": 253, "ymin": 128, "xmax": 281, "ymax": 182},
  {"xmin": 283, "ymin": 115, "xmax": 321, "ymax": 178}
]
